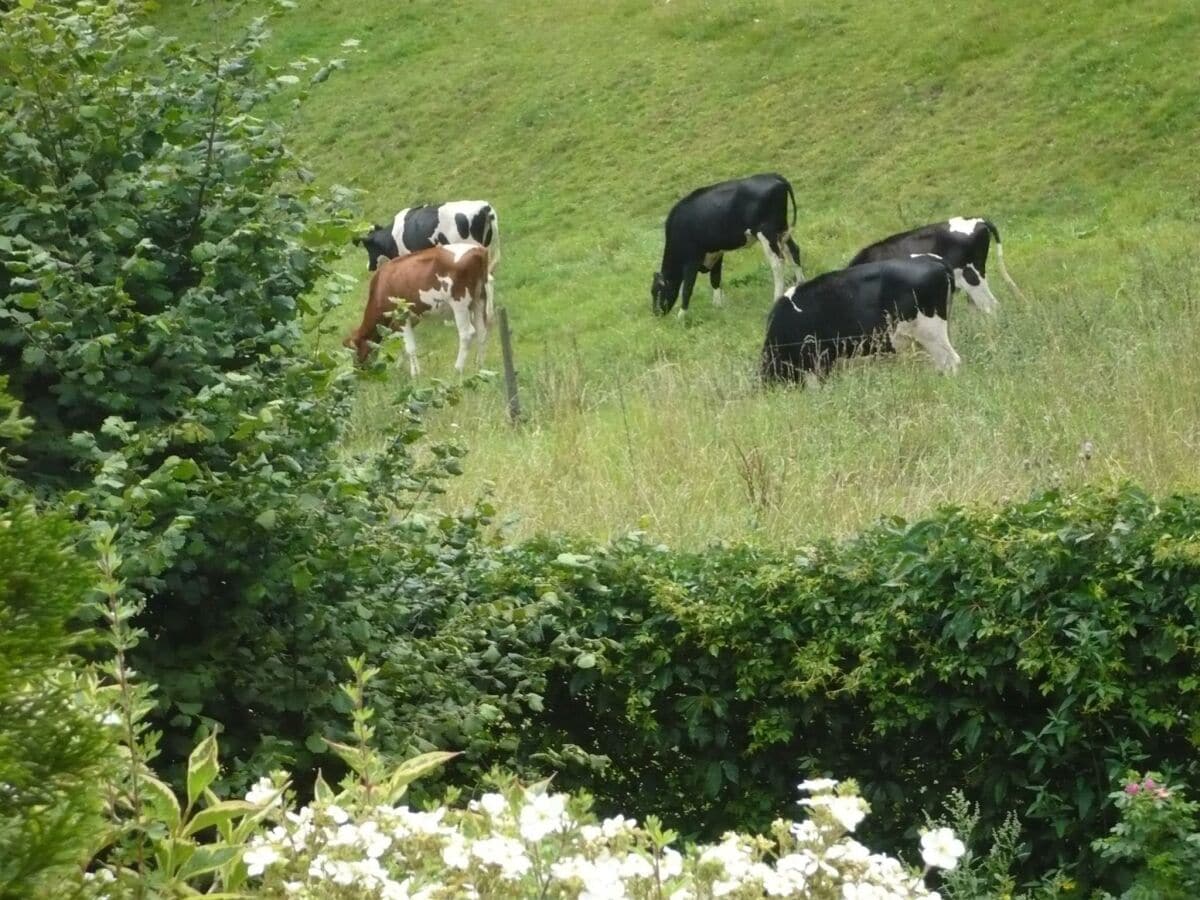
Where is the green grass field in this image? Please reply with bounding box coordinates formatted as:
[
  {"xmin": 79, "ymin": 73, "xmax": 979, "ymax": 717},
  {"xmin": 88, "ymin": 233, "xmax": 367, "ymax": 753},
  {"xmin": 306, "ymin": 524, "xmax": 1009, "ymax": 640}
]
[{"xmin": 166, "ymin": 0, "xmax": 1200, "ymax": 545}]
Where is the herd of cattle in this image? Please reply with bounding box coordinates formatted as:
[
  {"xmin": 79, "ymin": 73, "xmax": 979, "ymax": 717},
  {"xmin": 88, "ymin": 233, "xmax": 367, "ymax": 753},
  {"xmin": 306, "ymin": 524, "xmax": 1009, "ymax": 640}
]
[{"xmin": 344, "ymin": 173, "xmax": 1025, "ymax": 384}]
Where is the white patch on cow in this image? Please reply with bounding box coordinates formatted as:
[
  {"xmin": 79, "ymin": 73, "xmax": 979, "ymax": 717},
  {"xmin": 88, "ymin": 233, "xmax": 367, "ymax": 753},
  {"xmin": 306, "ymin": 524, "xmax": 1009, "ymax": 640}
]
[
  {"xmin": 390, "ymin": 209, "xmax": 410, "ymax": 250},
  {"xmin": 416, "ymin": 276, "xmax": 455, "ymax": 313},
  {"xmin": 947, "ymin": 216, "xmax": 983, "ymax": 236},
  {"xmin": 954, "ymin": 265, "xmax": 999, "ymax": 314},
  {"xmin": 445, "ymin": 242, "xmax": 477, "ymax": 263},
  {"xmin": 909, "ymin": 313, "xmax": 960, "ymax": 373},
  {"xmin": 783, "ymin": 286, "xmax": 803, "ymax": 314},
  {"xmin": 712, "ymin": 288, "xmax": 725, "ymax": 306},
  {"xmin": 910, "ymin": 252, "xmax": 944, "ymax": 262}
]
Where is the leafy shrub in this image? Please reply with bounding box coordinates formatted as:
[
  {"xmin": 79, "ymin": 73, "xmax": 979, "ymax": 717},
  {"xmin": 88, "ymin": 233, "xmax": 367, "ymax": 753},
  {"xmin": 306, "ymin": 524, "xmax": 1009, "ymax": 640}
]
[
  {"xmin": 78, "ymin": 657, "xmax": 958, "ymax": 899},
  {"xmin": 0, "ymin": 388, "xmax": 112, "ymax": 899},
  {"xmin": 1093, "ymin": 771, "xmax": 1200, "ymax": 899},
  {"xmin": 0, "ymin": 0, "xmax": 516, "ymax": 792},
  {"xmin": 456, "ymin": 486, "xmax": 1200, "ymax": 884}
]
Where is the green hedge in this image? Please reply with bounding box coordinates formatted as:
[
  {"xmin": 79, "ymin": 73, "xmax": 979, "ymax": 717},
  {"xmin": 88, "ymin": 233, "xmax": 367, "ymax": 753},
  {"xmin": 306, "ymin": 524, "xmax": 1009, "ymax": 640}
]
[{"xmin": 457, "ymin": 485, "xmax": 1200, "ymax": 881}]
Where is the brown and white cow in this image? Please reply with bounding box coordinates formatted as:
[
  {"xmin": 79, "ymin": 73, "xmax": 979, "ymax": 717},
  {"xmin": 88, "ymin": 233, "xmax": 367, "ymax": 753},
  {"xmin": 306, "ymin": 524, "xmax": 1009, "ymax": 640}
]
[{"xmin": 343, "ymin": 243, "xmax": 491, "ymax": 376}]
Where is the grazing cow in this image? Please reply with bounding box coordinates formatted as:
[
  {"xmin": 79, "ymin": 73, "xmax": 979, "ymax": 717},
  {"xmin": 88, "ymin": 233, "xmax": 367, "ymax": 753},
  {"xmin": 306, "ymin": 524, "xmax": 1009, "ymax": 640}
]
[
  {"xmin": 651, "ymin": 173, "xmax": 803, "ymax": 317},
  {"xmin": 847, "ymin": 216, "xmax": 1025, "ymax": 313},
  {"xmin": 761, "ymin": 255, "xmax": 960, "ymax": 384},
  {"xmin": 343, "ymin": 244, "xmax": 491, "ymax": 376},
  {"xmin": 354, "ymin": 200, "xmax": 500, "ymax": 273}
]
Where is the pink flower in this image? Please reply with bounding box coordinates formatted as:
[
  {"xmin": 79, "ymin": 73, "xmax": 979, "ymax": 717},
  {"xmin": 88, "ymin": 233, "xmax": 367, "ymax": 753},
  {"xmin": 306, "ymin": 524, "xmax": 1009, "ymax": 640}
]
[
  {"xmin": 1124, "ymin": 783, "xmax": 1141, "ymax": 795},
  {"xmin": 1155, "ymin": 788, "xmax": 1171, "ymax": 799},
  {"xmin": 1143, "ymin": 777, "xmax": 1157, "ymax": 790}
]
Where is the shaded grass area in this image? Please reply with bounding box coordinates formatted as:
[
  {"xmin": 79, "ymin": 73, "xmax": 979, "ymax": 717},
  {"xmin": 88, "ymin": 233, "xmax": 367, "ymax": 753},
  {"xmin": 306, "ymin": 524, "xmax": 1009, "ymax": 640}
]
[{"xmin": 162, "ymin": 0, "xmax": 1200, "ymax": 544}]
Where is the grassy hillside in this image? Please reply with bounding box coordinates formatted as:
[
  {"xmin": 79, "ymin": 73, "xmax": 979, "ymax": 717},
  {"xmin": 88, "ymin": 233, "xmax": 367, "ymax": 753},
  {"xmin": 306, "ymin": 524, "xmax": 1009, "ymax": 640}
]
[{"xmin": 166, "ymin": 0, "xmax": 1200, "ymax": 545}]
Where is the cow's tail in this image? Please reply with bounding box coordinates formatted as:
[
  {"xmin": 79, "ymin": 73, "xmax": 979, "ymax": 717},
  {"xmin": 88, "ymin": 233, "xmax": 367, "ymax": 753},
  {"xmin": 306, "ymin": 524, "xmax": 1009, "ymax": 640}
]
[
  {"xmin": 786, "ymin": 180, "xmax": 798, "ymax": 228},
  {"xmin": 486, "ymin": 207, "xmax": 501, "ymax": 274},
  {"xmin": 983, "ymin": 219, "xmax": 1027, "ymax": 302}
]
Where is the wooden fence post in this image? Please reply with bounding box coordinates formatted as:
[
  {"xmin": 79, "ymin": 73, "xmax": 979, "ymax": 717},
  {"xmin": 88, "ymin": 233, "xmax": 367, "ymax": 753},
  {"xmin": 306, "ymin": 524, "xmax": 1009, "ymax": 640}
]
[{"xmin": 497, "ymin": 306, "xmax": 522, "ymax": 424}]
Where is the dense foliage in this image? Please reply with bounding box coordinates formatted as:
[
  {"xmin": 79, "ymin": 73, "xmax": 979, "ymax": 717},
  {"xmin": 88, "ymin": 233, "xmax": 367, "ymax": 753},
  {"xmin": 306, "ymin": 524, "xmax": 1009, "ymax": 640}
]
[
  {"xmin": 0, "ymin": 387, "xmax": 111, "ymax": 899},
  {"xmin": 0, "ymin": 0, "xmax": 502, "ymax": 791},
  {"xmin": 424, "ymin": 485, "xmax": 1200, "ymax": 884}
]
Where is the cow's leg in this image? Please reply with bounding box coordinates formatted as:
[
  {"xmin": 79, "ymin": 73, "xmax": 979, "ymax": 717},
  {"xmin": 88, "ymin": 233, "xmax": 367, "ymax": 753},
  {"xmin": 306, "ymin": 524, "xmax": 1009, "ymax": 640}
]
[
  {"xmin": 710, "ymin": 256, "xmax": 725, "ymax": 306},
  {"xmin": 677, "ymin": 262, "xmax": 700, "ymax": 319},
  {"xmin": 955, "ymin": 265, "xmax": 999, "ymax": 314},
  {"xmin": 783, "ymin": 233, "xmax": 804, "ymax": 283},
  {"xmin": 910, "ymin": 313, "xmax": 961, "ymax": 374},
  {"xmin": 402, "ymin": 321, "xmax": 421, "ymax": 377},
  {"xmin": 471, "ymin": 299, "xmax": 490, "ymax": 367},
  {"xmin": 448, "ymin": 298, "xmax": 476, "ymax": 373},
  {"xmin": 757, "ymin": 233, "xmax": 786, "ymax": 298},
  {"xmin": 891, "ymin": 321, "xmax": 916, "ymax": 353}
]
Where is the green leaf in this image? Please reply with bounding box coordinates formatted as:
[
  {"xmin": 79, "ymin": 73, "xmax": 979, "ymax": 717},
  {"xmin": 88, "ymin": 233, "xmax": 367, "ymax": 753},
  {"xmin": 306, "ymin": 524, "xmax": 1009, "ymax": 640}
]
[
  {"xmin": 254, "ymin": 509, "xmax": 277, "ymax": 530},
  {"xmin": 142, "ymin": 774, "xmax": 182, "ymax": 832},
  {"xmin": 304, "ymin": 733, "xmax": 327, "ymax": 753},
  {"xmin": 176, "ymin": 844, "xmax": 239, "ymax": 882},
  {"xmin": 182, "ymin": 800, "xmax": 256, "ymax": 838},
  {"xmin": 313, "ymin": 771, "xmax": 335, "ymax": 804},
  {"xmin": 187, "ymin": 733, "xmax": 220, "ymax": 809},
  {"xmin": 576, "ymin": 652, "xmax": 597, "ymax": 669},
  {"xmin": 382, "ymin": 751, "xmax": 460, "ymax": 803}
]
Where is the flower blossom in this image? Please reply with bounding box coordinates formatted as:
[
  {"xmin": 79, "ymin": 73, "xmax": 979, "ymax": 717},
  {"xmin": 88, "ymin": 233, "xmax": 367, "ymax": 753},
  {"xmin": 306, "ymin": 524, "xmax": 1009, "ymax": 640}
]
[
  {"xmin": 471, "ymin": 835, "xmax": 532, "ymax": 880},
  {"xmin": 798, "ymin": 778, "xmax": 839, "ymax": 793},
  {"xmin": 920, "ymin": 827, "xmax": 966, "ymax": 870},
  {"xmin": 519, "ymin": 791, "xmax": 571, "ymax": 841},
  {"xmin": 245, "ymin": 776, "xmax": 281, "ymax": 807},
  {"xmin": 800, "ymin": 794, "xmax": 868, "ymax": 832},
  {"xmin": 244, "ymin": 841, "xmax": 281, "ymax": 877}
]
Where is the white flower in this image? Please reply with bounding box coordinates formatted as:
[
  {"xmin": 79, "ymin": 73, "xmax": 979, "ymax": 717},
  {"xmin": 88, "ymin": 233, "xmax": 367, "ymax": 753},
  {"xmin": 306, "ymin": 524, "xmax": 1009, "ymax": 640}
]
[
  {"xmin": 700, "ymin": 836, "xmax": 755, "ymax": 881},
  {"xmin": 797, "ymin": 778, "xmax": 839, "ymax": 793},
  {"xmin": 244, "ymin": 776, "xmax": 280, "ymax": 807},
  {"xmin": 659, "ymin": 847, "xmax": 683, "ymax": 879},
  {"xmin": 602, "ymin": 814, "xmax": 636, "ymax": 837},
  {"xmin": 920, "ymin": 827, "xmax": 966, "ymax": 870},
  {"xmin": 518, "ymin": 791, "xmax": 571, "ymax": 842},
  {"xmin": 619, "ymin": 853, "xmax": 654, "ymax": 879},
  {"xmin": 100, "ymin": 711, "xmax": 123, "ymax": 727},
  {"xmin": 244, "ymin": 842, "xmax": 281, "ymax": 877},
  {"xmin": 551, "ymin": 854, "xmax": 627, "ymax": 900},
  {"xmin": 471, "ymin": 835, "xmax": 531, "ymax": 880},
  {"xmin": 325, "ymin": 804, "xmax": 349, "ymax": 825},
  {"xmin": 477, "ymin": 791, "xmax": 509, "ymax": 818},
  {"xmin": 394, "ymin": 806, "xmax": 446, "ymax": 837},
  {"xmin": 789, "ymin": 820, "xmax": 820, "ymax": 843},
  {"xmin": 799, "ymin": 794, "xmax": 868, "ymax": 832},
  {"xmin": 442, "ymin": 833, "xmax": 470, "ymax": 870}
]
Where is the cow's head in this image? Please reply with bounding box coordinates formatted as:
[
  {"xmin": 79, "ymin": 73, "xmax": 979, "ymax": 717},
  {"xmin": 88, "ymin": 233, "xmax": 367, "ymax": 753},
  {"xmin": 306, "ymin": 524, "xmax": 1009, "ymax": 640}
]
[
  {"xmin": 342, "ymin": 331, "xmax": 369, "ymax": 364},
  {"xmin": 352, "ymin": 224, "xmax": 399, "ymax": 272},
  {"xmin": 650, "ymin": 271, "xmax": 677, "ymax": 315},
  {"xmin": 954, "ymin": 264, "xmax": 999, "ymax": 314}
]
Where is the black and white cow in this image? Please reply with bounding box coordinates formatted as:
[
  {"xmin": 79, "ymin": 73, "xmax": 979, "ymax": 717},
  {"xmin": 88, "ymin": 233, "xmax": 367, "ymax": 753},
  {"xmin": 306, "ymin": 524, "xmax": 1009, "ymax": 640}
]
[
  {"xmin": 847, "ymin": 216, "xmax": 1025, "ymax": 313},
  {"xmin": 761, "ymin": 255, "xmax": 959, "ymax": 384},
  {"xmin": 354, "ymin": 201, "xmax": 500, "ymax": 273},
  {"xmin": 651, "ymin": 173, "xmax": 803, "ymax": 317}
]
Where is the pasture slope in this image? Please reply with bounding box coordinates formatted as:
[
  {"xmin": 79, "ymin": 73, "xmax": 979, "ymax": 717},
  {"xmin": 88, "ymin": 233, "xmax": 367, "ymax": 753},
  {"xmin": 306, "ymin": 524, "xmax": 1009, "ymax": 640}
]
[{"xmin": 165, "ymin": 0, "xmax": 1200, "ymax": 546}]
